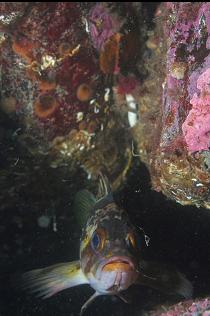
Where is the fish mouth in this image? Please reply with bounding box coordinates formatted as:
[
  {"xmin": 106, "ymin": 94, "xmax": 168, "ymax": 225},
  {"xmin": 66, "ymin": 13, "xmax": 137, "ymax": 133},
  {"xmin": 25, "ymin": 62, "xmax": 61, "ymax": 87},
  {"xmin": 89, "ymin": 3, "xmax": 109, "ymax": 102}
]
[
  {"xmin": 102, "ymin": 256, "xmax": 135, "ymax": 272},
  {"xmin": 96, "ymin": 256, "xmax": 137, "ymax": 292}
]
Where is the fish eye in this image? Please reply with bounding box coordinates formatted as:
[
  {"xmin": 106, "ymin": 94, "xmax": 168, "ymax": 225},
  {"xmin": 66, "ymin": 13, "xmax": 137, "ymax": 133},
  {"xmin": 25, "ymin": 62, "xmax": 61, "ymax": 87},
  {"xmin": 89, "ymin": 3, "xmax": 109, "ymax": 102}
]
[
  {"xmin": 91, "ymin": 228, "xmax": 106, "ymax": 252},
  {"xmin": 91, "ymin": 231, "xmax": 100, "ymax": 250},
  {"xmin": 135, "ymin": 235, "xmax": 142, "ymax": 249},
  {"xmin": 126, "ymin": 232, "xmax": 135, "ymax": 249}
]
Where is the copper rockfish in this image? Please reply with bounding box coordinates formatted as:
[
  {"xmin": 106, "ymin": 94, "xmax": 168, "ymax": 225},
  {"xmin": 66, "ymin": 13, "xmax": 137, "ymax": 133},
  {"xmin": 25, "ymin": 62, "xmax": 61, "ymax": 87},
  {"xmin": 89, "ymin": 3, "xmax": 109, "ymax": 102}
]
[{"xmin": 22, "ymin": 174, "xmax": 192, "ymax": 315}]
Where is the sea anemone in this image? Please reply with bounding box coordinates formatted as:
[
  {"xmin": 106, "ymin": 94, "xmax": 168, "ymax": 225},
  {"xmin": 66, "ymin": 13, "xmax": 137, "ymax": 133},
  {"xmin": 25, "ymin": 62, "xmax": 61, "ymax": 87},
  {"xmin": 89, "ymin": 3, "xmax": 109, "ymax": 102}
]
[
  {"xmin": 99, "ymin": 33, "xmax": 121, "ymax": 74},
  {"xmin": 39, "ymin": 76, "xmax": 57, "ymax": 92},
  {"xmin": 12, "ymin": 35, "xmax": 36, "ymax": 62},
  {"xmin": 117, "ymin": 75, "xmax": 139, "ymax": 95},
  {"xmin": 34, "ymin": 94, "xmax": 58, "ymax": 119},
  {"xmin": 76, "ymin": 83, "xmax": 93, "ymax": 102}
]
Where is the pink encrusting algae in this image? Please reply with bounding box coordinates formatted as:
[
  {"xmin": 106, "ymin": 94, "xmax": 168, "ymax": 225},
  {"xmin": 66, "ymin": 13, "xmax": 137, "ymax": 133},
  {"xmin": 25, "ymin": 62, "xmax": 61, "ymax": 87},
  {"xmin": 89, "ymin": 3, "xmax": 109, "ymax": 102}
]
[
  {"xmin": 149, "ymin": 297, "xmax": 210, "ymax": 316},
  {"xmin": 162, "ymin": 2, "xmax": 210, "ymax": 153},
  {"xmin": 88, "ymin": 3, "xmax": 122, "ymax": 51},
  {"xmin": 182, "ymin": 68, "xmax": 210, "ymax": 152},
  {"xmin": 132, "ymin": 2, "xmax": 210, "ymax": 208}
]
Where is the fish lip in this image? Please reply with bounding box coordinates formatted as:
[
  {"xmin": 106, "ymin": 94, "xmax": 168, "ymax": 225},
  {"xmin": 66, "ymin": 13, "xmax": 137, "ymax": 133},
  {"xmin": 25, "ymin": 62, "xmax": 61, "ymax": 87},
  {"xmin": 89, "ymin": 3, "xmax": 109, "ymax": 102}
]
[
  {"xmin": 95, "ymin": 256, "xmax": 137, "ymax": 285},
  {"xmin": 101, "ymin": 256, "xmax": 135, "ymax": 271}
]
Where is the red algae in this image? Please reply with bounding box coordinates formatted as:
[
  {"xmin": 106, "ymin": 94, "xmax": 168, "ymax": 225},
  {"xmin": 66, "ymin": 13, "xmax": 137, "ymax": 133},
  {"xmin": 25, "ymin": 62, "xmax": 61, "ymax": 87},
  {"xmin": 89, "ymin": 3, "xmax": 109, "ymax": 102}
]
[
  {"xmin": 0, "ymin": 2, "xmax": 137, "ymax": 188},
  {"xmin": 1, "ymin": 3, "xmax": 100, "ymax": 139}
]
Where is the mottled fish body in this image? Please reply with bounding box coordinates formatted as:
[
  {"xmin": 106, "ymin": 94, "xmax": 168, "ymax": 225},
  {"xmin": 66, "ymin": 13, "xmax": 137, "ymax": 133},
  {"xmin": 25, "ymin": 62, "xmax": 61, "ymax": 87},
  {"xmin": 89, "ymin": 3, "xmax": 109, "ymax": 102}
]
[{"xmin": 22, "ymin": 174, "xmax": 193, "ymax": 315}]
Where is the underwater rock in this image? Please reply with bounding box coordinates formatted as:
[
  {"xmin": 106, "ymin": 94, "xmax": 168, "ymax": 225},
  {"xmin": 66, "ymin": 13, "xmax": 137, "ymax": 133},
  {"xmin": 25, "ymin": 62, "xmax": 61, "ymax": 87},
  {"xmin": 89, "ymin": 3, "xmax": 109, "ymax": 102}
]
[
  {"xmin": 133, "ymin": 2, "xmax": 210, "ymax": 209},
  {"xmin": 0, "ymin": 2, "xmax": 144, "ymax": 189},
  {"xmin": 148, "ymin": 296, "xmax": 210, "ymax": 316}
]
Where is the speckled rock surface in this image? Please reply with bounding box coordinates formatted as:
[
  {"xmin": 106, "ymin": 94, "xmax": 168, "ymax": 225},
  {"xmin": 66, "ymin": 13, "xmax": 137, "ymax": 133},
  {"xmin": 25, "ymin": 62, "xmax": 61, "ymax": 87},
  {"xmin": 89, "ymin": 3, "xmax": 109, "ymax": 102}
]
[
  {"xmin": 0, "ymin": 2, "xmax": 146, "ymax": 192},
  {"xmin": 148, "ymin": 296, "xmax": 210, "ymax": 316},
  {"xmin": 133, "ymin": 2, "xmax": 210, "ymax": 209}
]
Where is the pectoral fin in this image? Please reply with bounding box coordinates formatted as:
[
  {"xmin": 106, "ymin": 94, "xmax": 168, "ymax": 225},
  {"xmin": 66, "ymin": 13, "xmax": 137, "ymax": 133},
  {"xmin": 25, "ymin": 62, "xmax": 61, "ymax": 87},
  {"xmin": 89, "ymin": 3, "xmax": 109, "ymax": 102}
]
[
  {"xmin": 136, "ymin": 260, "xmax": 193, "ymax": 299},
  {"xmin": 117, "ymin": 292, "xmax": 131, "ymax": 304},
  {"xmin": 80, "ymin": 292, "xmax": 100, "ymax": 316},
  {"xmin": 22, "ymin": 260, "xmax": 88, "ymax": 298}
]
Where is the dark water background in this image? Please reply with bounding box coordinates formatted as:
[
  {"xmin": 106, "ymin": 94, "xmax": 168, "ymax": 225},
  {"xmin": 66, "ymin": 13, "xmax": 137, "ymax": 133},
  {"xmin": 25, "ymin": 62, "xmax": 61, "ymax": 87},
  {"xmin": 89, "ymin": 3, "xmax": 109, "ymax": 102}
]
[
  {"xmin": 1, "ymin": 2, "xmax": 210, "ymax": 316},
  {"xmin": 1, "ymin": 154, "xmax": 210, "ymax": 316}
]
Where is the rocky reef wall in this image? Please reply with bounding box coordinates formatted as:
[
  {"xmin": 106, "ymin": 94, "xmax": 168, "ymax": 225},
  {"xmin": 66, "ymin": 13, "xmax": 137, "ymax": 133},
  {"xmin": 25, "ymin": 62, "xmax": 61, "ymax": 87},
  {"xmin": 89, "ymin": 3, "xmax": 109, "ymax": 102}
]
[{"xmin": 133, "ymin": 2, "xmax": 210, "ymax": 209}]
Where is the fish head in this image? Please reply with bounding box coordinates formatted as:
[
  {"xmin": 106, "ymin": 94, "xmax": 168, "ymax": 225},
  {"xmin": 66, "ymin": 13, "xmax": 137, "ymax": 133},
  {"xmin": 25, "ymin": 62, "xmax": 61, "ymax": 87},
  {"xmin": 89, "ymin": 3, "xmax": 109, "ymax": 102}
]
[{"xmin": 80, "ymin": 204, "xmax": 142, "ymax": 294}]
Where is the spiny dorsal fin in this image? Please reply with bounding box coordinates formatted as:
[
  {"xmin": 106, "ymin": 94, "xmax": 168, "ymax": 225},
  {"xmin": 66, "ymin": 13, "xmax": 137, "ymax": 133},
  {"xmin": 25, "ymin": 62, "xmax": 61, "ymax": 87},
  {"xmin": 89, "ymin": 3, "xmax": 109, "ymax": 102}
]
[
  {"xmin": 73, "ymin": 174, "xmax": 114, "ymax": 227},
  {"xmin": 97, "ymin": 172, "xmax": 112, "ymax": 197},
  {"xmin": 95, "ymin": 172, "xmax": 114, "ymax": 209},
  {"xmin": 73, "ymin": 190, "xmax": 96, "ymax": 229}
]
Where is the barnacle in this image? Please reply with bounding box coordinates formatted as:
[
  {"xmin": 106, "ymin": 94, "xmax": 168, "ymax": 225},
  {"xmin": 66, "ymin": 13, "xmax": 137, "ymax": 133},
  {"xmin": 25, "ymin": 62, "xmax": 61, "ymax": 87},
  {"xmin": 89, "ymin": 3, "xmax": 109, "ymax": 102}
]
[{"xmin": 170, "ymin": 62, "xmax": 187, "ymax": 80}]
